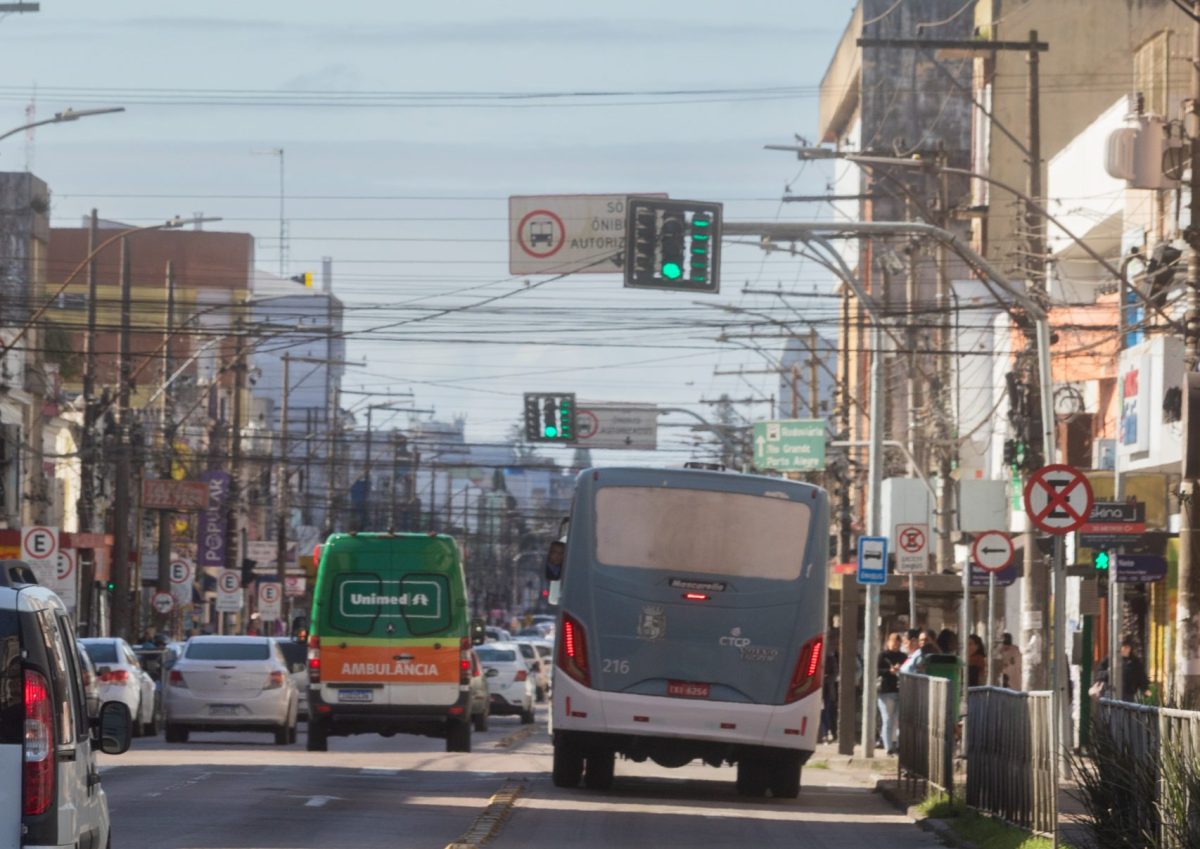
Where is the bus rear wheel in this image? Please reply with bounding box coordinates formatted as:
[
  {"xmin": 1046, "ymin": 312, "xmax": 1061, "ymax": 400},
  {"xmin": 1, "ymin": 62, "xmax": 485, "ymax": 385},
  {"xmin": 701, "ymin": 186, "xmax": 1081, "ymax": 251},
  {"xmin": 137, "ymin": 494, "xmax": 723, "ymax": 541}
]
[
  {"xmin": 583, "ymin": 748, "xmax": 615, "ymax": 790},
  {"xmin": 767, "ymin": 751, "xmax": 802, "ymax": 798},
  {"xmin": 552, "ymin": 733, "xmax": 584, "ymax": 788},
  {"xmin": 736, "ymin": 757, "xmax": 768, "ymax": 797}
]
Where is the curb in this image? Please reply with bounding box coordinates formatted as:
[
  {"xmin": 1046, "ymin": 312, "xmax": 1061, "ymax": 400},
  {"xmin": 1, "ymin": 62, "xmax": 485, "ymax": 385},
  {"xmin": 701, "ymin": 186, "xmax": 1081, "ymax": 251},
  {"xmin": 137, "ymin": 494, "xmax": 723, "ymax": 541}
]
[
  {"xmin": 444, "ymin": 780, "xmax": 525, "ymax": 849},
  {"xmin": 876, "ymin": 780, "xmax": 981, "ymax": 849}
]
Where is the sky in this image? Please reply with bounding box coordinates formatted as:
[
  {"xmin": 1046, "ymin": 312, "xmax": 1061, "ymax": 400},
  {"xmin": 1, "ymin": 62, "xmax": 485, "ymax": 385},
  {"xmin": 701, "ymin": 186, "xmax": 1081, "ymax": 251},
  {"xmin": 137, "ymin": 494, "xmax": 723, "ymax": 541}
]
[{"xmin": 1, "ymin": 0, "xmax": 861, "ymax": 461}]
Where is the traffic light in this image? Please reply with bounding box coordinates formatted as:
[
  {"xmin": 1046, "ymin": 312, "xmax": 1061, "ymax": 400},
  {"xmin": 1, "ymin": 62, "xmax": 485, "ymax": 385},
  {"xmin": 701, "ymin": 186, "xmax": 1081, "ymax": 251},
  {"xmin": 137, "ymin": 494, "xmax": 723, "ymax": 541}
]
[
  {"xmin": 624, "ymin": 197, "xmax": 722, "ymax": 293},
  {"xmin": 522, "ymin": 393, "xmax": 576, "ymax": 443},
  {"xmin": 103, "ymin": 578, "xmax": 115, "ymax": 592},
  {"xmin": 1093, "ymin": 550, "xmax": 1111, "ymax": 571},
  {"xmin": 290, "ymin": 271, "xmax": 314, "ymax": 287}
]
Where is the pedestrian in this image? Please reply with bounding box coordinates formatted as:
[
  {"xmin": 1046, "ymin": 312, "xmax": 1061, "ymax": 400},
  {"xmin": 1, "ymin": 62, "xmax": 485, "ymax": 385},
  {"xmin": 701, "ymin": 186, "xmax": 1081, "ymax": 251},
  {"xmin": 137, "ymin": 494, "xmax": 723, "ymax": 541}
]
[
  {"xmin": 966, "ymin": 634, "xmax": 987, "ymax": 687},
  {"xmin": 819, "ymin": 628, "xmax": 839, "ymax": 743},
  {"xmin": 936, "ymin": 628, "xmax": 958, "ymax": 656},
  {"xmin": 1095, "ymin": 637, "xmax": 1152, "ymax": 702},
  {"xmin": 998, "ymin": 632, "xmax": 1022, "ymax": 690},
  {"xmin": 877, "ymin": 632, "xmax": 907, "ymax": 754},
  {"xmin": 899, "ymin": 628, "xmax": 923, "ymax": 673}
]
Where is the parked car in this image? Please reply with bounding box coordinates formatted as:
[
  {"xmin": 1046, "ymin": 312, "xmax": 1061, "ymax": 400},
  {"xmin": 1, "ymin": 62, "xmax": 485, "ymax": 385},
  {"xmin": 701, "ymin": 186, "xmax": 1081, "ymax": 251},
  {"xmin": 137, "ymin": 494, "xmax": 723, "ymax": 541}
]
[
  {"xmin": 475, "ymin": 642, "xmax": 535, "ymax": 723},
  {"xmin": 164, "ymin": 635, "xmax": 298, "ymax": 745},
  {"xmin": 511, "ymin": 639, "xmax": 551, "ymax": 702},
  {"xmin": 467, "ymin": 648, "xmax": 490, "ymax": 732},
  {"xmin": 79, "ymin": 636, "xmax": 160, "ymax": 736},
  {"xmin": 274, "ymin": 638, "xmax": 309, "ymax": 719},
  {"xmin": 2, "ymin": 582, "xmax": 132, "ymax": 849}
]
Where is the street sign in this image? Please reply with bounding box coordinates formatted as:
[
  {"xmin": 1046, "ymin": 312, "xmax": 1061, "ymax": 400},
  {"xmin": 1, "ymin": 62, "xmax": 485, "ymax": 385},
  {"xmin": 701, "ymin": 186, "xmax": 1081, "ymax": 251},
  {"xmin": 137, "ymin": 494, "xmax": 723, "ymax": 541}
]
[
  {"xmin": 53, "ymin": 549, "xmax": 77, "ymax": 609},
  {"xmin": 972, "ymin": 530, "xmax": 1014, "ymax": 573},
  {"xmin": 1114, "ymin": 554, "xmax": 1168, "ymax": 584},
  {"xmin": 508, "ymin": 194, "xmax": 665, "ymax": 275},
  {"xmin": 168, "ymin": 558, "xmax": 194, "ymax": 605},
  {"xmin": 22, "ymin": 526, "xmax": 58, "ymax": 562},
  {"xmin": 284, "ymin": 575, "xmax": 307, "ymax": 597},
  {"xmin": 258, "ymin": 582, "xmax": 282, "ymax": 623},
  {"xmin": 893, "ymin": 523, "xmax": 929, "ymax": 575},
  {"xmin": 1023, "ymin": 464, "xmax": 1094, "ymax": 535},
  {"xmin": 856, "ymin": 536, "xmax": 888, "ymax": 585},
  {"xmin": 151, "ymin": 591, "xmax": 175, "ymax": 615},
  {"xmin": 752, "ymin": 419, "xmax": 827, "ymax": 472},
  {"xmin": 247, "ymin": 540, "xmax": 277, "ymax": 563},
  {"xmin": 141, "ymin": 479, "xmax": 209, "ymax": 511},
  {"xmin": 216, "ymin": 569, "xmax": 243, "ymax": 613},
  {"xmin": 575, "ymin": 403, "xmax": 658, "ymax": 450},
  {"xmin": 970, "ymin": 559, "xmax": 1019, "ymax": 588}
]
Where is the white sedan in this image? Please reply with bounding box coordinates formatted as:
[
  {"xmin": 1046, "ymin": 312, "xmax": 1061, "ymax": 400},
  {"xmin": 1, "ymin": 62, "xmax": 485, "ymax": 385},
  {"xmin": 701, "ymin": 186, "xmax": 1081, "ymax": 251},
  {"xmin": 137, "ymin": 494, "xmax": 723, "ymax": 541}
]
[
  {"xmin": 476, "ymin": 642, "xmax": 535, "ymax": 724},
  {"xmin": 79, "ymin": 637, "xmax": 159, "ymax": 736},
  {"xmin": 164, "ymin": 636, "xmax": 298, "ymax": 745}
]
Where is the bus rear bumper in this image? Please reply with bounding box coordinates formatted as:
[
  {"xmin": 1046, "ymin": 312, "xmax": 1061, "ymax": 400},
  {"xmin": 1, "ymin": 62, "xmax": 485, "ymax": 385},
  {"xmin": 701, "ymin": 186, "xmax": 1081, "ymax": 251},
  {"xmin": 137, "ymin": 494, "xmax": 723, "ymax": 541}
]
[{"xmin": 551, "ymin": 673, "xmax": 819, "ymax": 753}]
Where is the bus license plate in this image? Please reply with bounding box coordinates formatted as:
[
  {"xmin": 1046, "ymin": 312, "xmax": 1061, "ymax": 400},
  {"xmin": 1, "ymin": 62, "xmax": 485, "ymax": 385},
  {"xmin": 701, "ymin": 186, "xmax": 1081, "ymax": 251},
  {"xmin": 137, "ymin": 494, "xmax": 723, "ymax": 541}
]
[
  {"xmin": 338, "ymin": 689, "xmax": 374, "ymax": 703},
  {"xmin": 667, "ymin": 680, "xmax": 710, "ymax": 699}
]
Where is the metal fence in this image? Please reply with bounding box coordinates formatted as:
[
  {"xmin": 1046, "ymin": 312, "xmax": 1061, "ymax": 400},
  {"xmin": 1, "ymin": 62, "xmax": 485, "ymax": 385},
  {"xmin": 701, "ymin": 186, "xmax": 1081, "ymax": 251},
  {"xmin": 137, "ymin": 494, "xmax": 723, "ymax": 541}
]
[
  {"xmin": 898, "ymin": 671, "xmax": 956, "ymax": 800},
  {"xmin": 965, "ymin": 686, "xmax": 1055, "ymax": 835},
  {"xmin": 1095, "ymin": 698, "xmax": 1200, "ymax": 849}
]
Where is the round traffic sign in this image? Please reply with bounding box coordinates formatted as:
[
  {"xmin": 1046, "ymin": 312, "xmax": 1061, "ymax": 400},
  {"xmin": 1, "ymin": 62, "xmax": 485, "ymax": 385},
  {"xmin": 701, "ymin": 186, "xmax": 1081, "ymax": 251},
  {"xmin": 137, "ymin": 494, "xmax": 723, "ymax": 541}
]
[
  {"xmin": 1023, "ymin": 464, "xmax": 1094, "ymax": 535},
  {"xmin": 151, "ymin": 591, "xmax": 175, "ymax": 615},
  {"xmin": 169, "ymin": 559, "xmax": 193, "ymax": 584},
  {"xmin": 972, "ymin": 530, "xmax": 1014, "ymax": 572},
  {"xmin": 898, "ymin": 526, "xmax": 926, "ymax": 553},
  {"xmin": 259, "ymin": 583, "xmax": 281, "ymax": 604},
  {"xmin": 22, "ymin": 526, "xmax": 58, "ymax": 561},
  {"xmin": 55, "ymin": 549, "xmax": 76, "ymax": 582},
  {"xmin": 516, "ymin": 209, "xmax": 565, "ymax": 259},
  {"xmin": 218, "ymin": 571, "xmax": 240, "ymax": 593}
]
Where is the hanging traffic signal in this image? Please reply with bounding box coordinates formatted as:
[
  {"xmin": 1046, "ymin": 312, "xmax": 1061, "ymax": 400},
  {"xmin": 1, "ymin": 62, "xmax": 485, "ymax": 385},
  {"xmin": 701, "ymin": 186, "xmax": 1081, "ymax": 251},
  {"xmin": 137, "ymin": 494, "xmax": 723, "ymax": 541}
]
[
  {"xmin": 1093, "ymin": 550, "xmax": 1111, "ymax": 571},
  {"xmin": 624, "ymin": 197, "xmax": 722, "ymax": 293},
  {"xmin": 522, "ymin": 393, "xmax": 577, "ymax": 443}
]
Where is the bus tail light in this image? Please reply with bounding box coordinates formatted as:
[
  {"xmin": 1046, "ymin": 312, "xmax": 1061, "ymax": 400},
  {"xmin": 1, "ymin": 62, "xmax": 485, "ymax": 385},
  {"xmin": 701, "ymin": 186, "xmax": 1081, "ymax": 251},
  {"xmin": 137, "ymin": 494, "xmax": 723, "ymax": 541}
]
[
  {"xmin": 557, "ymin": 612, "xmax": 591, "ymax": 687},
  {"xmin": 785, "ymin": 634, "xmax": 824, "ymax": 704},
  {"xmin": 23, "ymin": 670, "xmax": 55, "ymax": 816},
  {"xmin": 307, "ymin": 635, "xmax": 321, "ymax": 684}
]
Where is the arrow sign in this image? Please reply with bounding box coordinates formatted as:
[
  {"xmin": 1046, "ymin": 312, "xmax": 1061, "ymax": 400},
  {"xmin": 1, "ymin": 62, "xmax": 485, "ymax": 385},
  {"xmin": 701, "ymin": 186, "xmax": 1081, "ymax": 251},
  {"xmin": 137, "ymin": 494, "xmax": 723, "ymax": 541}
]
[
  {"xmin": 972, "ymin": 530, "xmax": 1014, "ymax": 573},
  {"xmin": 151, "ymin": 591, "xmax": 175, "ymax": 615}
]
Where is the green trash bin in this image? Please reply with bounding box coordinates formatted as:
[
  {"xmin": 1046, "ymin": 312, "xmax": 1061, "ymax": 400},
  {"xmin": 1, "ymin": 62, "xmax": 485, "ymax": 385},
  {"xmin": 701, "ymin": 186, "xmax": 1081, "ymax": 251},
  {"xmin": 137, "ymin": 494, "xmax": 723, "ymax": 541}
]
[{"xmin": 922, "ymin": 653, "xmax": 962, "ymax": 721}]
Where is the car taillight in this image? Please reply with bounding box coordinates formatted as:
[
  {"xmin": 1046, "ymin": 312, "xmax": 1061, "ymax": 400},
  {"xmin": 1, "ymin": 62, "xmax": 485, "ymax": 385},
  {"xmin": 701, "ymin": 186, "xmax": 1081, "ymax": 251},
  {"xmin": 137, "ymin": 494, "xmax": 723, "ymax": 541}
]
[
  {"xmin": 23, "ymin": 670, "xmax": 55, "ymax": 816},
  {"xmin": 514, "ymin": 669, "xmax": 528, "ymax": 682},
  {"xmin": 266, "ymin": 671, "xmax": 285, "ymax": 690},
  {"xmin": 99, "ymin": 669, "xmax": 129, "ymax": 684},
  {"xmin": 459, "ymin": 637, "xmax": 471, "ymax": 685},
  {"xmin": 168, "ymin": 670, "xmax": 187, "ymax": 688},
  {"xmin": 307, "ymin": 636, "xmax": 321, "ymax": 684},
  {"xmin": 785, "ymin": 634, "xmax": 824, "ymax": 704},
  {"xmin": 557, "ymin": 612, "xmax": 591, "ymax": 687}
]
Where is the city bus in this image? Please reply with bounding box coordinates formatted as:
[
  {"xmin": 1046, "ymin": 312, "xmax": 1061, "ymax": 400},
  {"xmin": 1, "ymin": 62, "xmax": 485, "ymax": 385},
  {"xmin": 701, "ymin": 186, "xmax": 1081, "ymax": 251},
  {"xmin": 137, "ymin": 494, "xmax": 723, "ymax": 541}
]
[{"xmin": 548, "ymin": 465, "xmax": 829, "ymax": 798}]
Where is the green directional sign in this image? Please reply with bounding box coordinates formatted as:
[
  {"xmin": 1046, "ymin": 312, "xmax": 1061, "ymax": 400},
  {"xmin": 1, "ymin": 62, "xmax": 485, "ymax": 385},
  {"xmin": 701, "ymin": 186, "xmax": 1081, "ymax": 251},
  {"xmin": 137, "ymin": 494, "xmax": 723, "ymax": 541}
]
[{"xmin": 752, "ymin": 419, "xmax": 826, "ymax": 472}]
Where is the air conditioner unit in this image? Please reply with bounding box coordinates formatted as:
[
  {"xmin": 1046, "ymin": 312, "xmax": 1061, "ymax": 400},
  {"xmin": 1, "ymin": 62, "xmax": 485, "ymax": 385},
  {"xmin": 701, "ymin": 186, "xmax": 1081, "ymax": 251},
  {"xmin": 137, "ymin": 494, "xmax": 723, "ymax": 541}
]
[{"xmin": 1105, "ymin": 115, "xmax": 1180, "ymax": 190}]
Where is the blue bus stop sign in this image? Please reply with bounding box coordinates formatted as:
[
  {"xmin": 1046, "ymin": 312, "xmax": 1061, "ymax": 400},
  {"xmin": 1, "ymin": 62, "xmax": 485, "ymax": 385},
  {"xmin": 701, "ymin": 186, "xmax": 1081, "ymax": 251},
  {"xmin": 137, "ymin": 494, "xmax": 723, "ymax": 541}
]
[{"xmin": 857, "ymin": 536, "xmax": 888, "ymax": 585}]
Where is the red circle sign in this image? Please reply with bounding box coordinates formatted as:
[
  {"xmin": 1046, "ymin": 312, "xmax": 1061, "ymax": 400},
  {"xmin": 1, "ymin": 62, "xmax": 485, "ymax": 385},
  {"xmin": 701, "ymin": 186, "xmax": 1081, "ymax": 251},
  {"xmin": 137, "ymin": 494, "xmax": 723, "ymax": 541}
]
[
  {"xmin": 152, "ymin": 591, "xmax": 174, "ymax": 614},
  {"xmin": 219, "ymin": 571, "xmax": 240, "ymax": 593},
  {"xmin": 517, "ymin": 209, "xmax": 566, "ymax": 259},
  {"xmin": 1023, "ymin": 464, "xmax": 1094, "ymax": 535},
  {"xmin": 972, "ymin": 530, "xmax": 1014, "ymax": 572},
  {"xmin": 259, "ymin": 584, "xmax": 280, "ymax": 604},
  {"xmin": 898, "ymin": 527, "xmax": 926, "ymax": 553},
  {"xmin": 23, "ymin": 527, "xmax": 58, "ymax": 561}
]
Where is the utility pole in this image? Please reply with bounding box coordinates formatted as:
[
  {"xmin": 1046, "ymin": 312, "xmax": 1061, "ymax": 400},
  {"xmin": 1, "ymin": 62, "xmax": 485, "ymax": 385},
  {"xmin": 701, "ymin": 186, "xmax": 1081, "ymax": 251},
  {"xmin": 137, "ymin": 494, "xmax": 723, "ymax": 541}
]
[
  {"xmin": 76, "ymin": 209, "xmax": 99, "ymax": 636},
  {"xmin": 224, "ymin": 322, "xmax": 246, "ymax": 601},
  {"xmin": 837, "ymin": 281, "xmax": 858, "ymax": 757},
  {"xmin": 154, "ymin": 261, "xmax": 175, "ymax": 633},
  {"xmin": 110, "ymin": 238, "xmax": 133, "ymax": 639},
  {"xmin": 1177, "ymin": 10, "xmax": 1200, "ymax": 706},
  {"xmin": 276, "ymin": 353, "xmax": 291, "ymax": 593}
]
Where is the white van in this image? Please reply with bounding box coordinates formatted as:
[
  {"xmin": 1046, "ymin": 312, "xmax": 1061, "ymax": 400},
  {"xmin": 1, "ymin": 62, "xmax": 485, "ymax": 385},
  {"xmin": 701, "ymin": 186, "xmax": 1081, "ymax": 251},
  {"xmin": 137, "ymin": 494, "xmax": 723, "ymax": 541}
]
[{"xmin": 1, "ymin": 579, "xmax": 132, "ymax": 849}]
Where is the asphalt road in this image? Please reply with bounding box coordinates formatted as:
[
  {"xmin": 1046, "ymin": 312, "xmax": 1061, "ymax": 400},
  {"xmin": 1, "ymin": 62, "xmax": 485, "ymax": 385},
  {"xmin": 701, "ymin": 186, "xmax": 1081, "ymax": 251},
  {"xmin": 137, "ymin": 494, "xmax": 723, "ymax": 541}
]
[{"xmin": 97, "ymin": 706, "xmax": 944, "ymax": 849}]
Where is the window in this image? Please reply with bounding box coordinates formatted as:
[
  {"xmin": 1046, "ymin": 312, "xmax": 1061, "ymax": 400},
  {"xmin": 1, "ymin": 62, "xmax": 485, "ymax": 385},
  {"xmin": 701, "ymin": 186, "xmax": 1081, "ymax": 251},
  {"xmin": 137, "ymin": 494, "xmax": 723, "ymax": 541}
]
[
  {"xmin": 594, "ymin": 486, "xmax": 812, "ymax": 580},
  {"xmin": 0, "ymin": 613, "xmax": 20, "ymax": 745},
  {"xmin": 55, "ymin": 614, "xmax": 90, "ymax": 739},
  {"xmin": 36, "ymin": 609, "xmax": 76, "ymax": 745},
  {"xmin": 476, "ymin": 648, "xmax": 517, "ymax": 663},
  {"xmin": 82, "ymin": 642, "xmax": 118, "ymax": 664},
  {"xmin": 186, "ymin": 641, "xmax": 270, "ymax": 661}
]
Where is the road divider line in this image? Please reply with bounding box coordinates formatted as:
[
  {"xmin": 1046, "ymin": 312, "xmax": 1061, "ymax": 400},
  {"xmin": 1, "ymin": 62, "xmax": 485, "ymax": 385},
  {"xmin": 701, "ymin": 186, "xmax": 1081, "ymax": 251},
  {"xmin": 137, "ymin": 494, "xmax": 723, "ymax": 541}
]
[
  {"xmin": 443, "ymin": 780, "xmax": 525, "ymax": 849},
  {"xmin": 493, "ymin": 724, "xmax": 537, "ymax": 749}
]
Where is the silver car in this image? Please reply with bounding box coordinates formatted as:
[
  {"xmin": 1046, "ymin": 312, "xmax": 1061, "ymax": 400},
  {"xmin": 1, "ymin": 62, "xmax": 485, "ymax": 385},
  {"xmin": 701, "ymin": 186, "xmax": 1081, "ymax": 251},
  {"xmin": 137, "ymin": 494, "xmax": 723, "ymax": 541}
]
[{"xmin": 164, "ymin": 636, "xmax": 298, "ymax": 745}]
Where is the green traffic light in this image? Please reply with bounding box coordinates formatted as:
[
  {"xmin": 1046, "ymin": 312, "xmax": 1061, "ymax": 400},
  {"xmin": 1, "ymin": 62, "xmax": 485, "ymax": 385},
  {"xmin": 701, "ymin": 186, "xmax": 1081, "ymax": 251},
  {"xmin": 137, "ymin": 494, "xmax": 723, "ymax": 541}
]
[
  {"xmin": 1094, "ymin": 551, "xmax": 1110, "ymax": 571},
  {"xmin": 543, "ymin": 425, "xmax": 558, "ymax": 438},
  {"xmin": 661, "ymin": 262, "xmax": 683, "ymax": 279}
]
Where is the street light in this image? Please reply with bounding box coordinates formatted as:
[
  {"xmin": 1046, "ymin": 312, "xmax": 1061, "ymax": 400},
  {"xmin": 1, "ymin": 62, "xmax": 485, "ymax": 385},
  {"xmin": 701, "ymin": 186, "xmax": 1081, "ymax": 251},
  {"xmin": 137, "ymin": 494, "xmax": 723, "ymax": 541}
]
[{"xmin": 0, "ymin": 106, "xmax": 125, "ymax": 145}]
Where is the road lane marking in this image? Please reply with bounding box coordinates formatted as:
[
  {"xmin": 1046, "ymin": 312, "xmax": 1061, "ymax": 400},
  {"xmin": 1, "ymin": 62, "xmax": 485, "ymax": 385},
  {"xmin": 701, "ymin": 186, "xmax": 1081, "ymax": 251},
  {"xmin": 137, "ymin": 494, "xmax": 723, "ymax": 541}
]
[
  {"xmin": 443, "ymin": 780, "xmax": 525, "ymax": 849},
  {"xmin": 493, "ymin": 725, "xmax": 537, "ymax": 748}
]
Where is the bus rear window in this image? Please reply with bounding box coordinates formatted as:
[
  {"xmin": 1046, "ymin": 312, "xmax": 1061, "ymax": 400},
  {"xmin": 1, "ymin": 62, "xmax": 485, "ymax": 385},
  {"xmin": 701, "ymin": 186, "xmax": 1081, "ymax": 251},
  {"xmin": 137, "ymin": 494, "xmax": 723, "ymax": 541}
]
[
  {"xmin": 594, "ymin": 486, "xmax": 811, "ymax": 580},
  {"xmin": 326, "ymin": 572, "xmax": 451, "ymax": 637}
]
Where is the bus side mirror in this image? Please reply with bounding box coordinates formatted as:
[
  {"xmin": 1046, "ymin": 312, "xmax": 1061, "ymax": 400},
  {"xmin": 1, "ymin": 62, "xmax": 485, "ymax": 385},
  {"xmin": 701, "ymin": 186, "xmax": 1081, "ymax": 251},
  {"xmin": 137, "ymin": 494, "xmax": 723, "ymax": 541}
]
[
  {"xmin": 470, "ymin": 617, "xmax": 486, "ymax": 646},
  {"xmin": 545, "ymin": 540, "xmax": 565, "ymax": 581}
]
